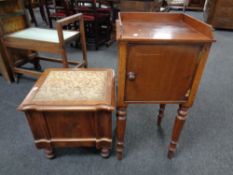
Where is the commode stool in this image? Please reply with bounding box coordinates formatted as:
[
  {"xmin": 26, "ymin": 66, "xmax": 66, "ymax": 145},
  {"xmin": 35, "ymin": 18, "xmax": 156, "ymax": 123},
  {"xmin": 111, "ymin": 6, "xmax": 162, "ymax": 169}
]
[{"xmin": 18, "ymin": 68, "xmax": 115, "ymax": 158}]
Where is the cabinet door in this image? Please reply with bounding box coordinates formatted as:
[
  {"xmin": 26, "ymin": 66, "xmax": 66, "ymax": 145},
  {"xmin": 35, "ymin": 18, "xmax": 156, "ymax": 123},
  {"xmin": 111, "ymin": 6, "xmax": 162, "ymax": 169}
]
[{"xmin": 125, "ymin": 44, "xmax": 202, "ymax": 102}]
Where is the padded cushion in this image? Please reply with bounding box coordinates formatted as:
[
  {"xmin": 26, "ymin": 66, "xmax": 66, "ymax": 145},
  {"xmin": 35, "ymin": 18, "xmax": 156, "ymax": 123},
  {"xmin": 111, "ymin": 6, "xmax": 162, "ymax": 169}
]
[
  {"xmin": 7, "ymin": 28, "xmax": 79, "ymax": 43},
  {"xmin": 32, "ymin": 70, "xmax": 108, "ymax": 102},
  {"xmin": 50, "ymin": 12, "xmax": 67, "ymax": 18}
]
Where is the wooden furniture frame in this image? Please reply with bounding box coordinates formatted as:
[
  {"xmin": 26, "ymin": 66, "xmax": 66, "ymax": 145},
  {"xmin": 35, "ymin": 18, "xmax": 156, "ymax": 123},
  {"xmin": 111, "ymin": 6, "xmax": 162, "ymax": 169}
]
[
  {"xmin": 0, "ymin": 0, "xmax": 27, "ymax": 83},
  {"xmin": 45, "ymin": 0, "xmax": 75, "ymax": 28},
  {"xmin": 116, "ymin": 12, "xmax": 215, "ymax": 160},
  {"xmin": 75, "ymin": 0, "xmax": 112, "ymax": 50},
  {"xmin": 2, "ymin": 13, "xmax": 88, "ymax": 80},
  {"xmin": 0, "ymin": 47, "xmax": 13, "ymax": 83},
  {"xmin": 204, "ymin": 0, "xmax": 233, "ymax": 29},
  {"xmin": 18, "ymin": 68, "xmax": 115, "ymax": 158}
]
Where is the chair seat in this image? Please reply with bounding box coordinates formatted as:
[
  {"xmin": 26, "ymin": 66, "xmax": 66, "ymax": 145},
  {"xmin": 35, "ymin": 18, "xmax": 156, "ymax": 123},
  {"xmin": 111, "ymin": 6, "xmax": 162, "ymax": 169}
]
[
  {"xmin": 50, "ymin": 12, "xmax": 67, "ymax": 18},
  {"xmin": 6, "ymin": 28, "xmax": 79, "ymax": 43}
]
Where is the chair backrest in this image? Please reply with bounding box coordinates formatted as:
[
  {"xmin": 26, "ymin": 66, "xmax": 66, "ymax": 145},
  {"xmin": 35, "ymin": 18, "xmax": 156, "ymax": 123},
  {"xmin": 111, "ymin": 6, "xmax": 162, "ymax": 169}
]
[
  {"xmin": 75, "ymin": 0, "xmax": 98, "ymax": 14},
  {"xmin": 46, "ymin": 0, "xmax": 75, "ymax": 16},
  {"xmin": 56, "ymin": 13, "xmax": 85, "ymax": 47},
  {"xmin": 0, "ymin": 0, "xmax": 29, "ymax": 35}
]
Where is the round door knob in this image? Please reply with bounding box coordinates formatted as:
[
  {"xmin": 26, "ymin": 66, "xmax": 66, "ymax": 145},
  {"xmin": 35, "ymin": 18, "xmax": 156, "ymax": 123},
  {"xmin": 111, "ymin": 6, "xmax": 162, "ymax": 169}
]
[{"xmin": 127, "ymin": 72, "xmax": 136, "ymax": 81}]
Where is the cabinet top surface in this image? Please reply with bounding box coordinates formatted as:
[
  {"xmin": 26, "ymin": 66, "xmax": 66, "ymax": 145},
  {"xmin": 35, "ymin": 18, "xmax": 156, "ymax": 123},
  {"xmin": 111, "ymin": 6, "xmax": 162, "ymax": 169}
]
[
  {"xmin": 117, "ymin": 12, "xmax": 214, "ymax": 43},
  {"xmin": 18, "ymin": 68, "xmax": 115, "ymax": 111}
]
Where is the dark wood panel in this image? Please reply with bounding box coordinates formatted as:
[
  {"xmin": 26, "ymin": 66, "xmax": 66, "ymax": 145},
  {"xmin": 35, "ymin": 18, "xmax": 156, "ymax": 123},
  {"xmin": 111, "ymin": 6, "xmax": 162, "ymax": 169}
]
[
  {"xmin": 125, "ymin": 44, "xmax": 201, "ymax": 102},
  {"xmin": 45, "ymin": 112, "xmax": 96, "ymax": 138},
  {"xmin": 204, "ymin": 0, "xmax": 233, "ymax": 29},
  {"xmin": 188, "ymin": 0, "xmax": 205, "ymax": 8}
]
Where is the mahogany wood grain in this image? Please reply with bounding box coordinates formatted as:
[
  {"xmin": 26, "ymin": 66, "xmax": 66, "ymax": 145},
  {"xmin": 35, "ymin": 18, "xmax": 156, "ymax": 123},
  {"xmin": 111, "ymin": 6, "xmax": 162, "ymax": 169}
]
[
  {"xmin": 125, "ymin": 44, "xmax": 201, "ymax": 102},
  {"xmin": 116, "ymin": 12, "xmax": 215, "ymax": 159}
]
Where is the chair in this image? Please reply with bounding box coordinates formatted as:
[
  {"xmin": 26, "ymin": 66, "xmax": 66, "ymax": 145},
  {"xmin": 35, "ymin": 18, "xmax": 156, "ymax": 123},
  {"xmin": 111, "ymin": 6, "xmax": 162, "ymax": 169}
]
[
  {"xmin": 1, "ymin": 13, "xmax": 88, "ymax": 81},
  {"xmin": 75, "ymin": 0, "xmax": 112, "ymax": 50},
  {"xmin": 25, "ymin": 0, "xmax": 48, "ymax": 26},
  {"xmin": 45, "ymin": 0, "xmax": 76, "ymax": 28}
]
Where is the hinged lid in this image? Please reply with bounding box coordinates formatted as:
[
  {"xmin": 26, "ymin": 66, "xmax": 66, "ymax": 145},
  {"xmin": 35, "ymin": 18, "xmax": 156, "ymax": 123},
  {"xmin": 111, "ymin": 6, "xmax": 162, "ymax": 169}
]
[
  {"xmin": 18, "ymin": 68, "xmax": 115, "ymax": 111},
  {"xmin": 116, "ymin": 12, "xmax": 215, "ymax": 43}
]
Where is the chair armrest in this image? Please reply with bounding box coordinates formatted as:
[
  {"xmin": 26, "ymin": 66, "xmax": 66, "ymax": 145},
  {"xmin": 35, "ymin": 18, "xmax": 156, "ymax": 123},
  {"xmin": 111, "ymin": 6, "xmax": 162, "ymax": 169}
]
[
  {"xmin": 56, "ymin": 13, "xmax": 85, "ymax": 47},
  {"xmin": 56, "ymin": 13, "xmax": 83, "ymax": 28}
]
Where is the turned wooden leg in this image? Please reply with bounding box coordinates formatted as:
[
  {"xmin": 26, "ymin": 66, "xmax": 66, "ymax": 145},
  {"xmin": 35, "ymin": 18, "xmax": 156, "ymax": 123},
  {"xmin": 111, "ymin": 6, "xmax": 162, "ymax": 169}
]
[
  {"xmin": 116, "ymin": 107, "xmax": 127, "ymax": 160},
  {"xmin": 44, "ymin": 148, "xmax": 55, "ymax": 159},
  {"xmin": 157, "ymin": 104, "xmax": 166, "ymax": 126},
  {"xmin": 100, "ymin": 148, "xmax": 110, "ymax": 158},
  {"xmin": 168, "ymin": 104, "xmax": 189, "ymax": 159}
]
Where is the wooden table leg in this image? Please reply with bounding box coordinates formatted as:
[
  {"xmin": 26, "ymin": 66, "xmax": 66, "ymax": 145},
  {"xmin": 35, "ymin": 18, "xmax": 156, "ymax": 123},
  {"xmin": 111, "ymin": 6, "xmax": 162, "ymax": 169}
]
[
  {"xmin": 168, "ymin": 104, "xmax": 189, "ymax": 159},
  {"xmin": 116, "ymin": 107, "xmax": 127, "ymax": 160},
  {"xmin": 157, "ymin": 104, "xmax": 166, "ymax": 126}
]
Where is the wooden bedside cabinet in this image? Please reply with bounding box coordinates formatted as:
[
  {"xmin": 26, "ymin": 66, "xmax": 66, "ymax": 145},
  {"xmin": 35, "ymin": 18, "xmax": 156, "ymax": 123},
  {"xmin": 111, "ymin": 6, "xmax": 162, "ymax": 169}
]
[
  {"xmin": 18, "ymin": 68, "xmax": 115, "ymax": 158},
  {"xmin": 116, "ymin": 12, "xmax": 215, "ymax": 160}
]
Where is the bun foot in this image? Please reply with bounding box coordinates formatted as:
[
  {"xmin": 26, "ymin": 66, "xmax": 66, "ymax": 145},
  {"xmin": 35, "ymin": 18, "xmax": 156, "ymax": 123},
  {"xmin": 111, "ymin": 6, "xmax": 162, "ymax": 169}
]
[
  {"xmin": 101, "ymin": 148, "xmax": 110, "ymax": 158},
  {"xmin": 44, "ymin": 149, "xmax": 55, "ymax": 159}
]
